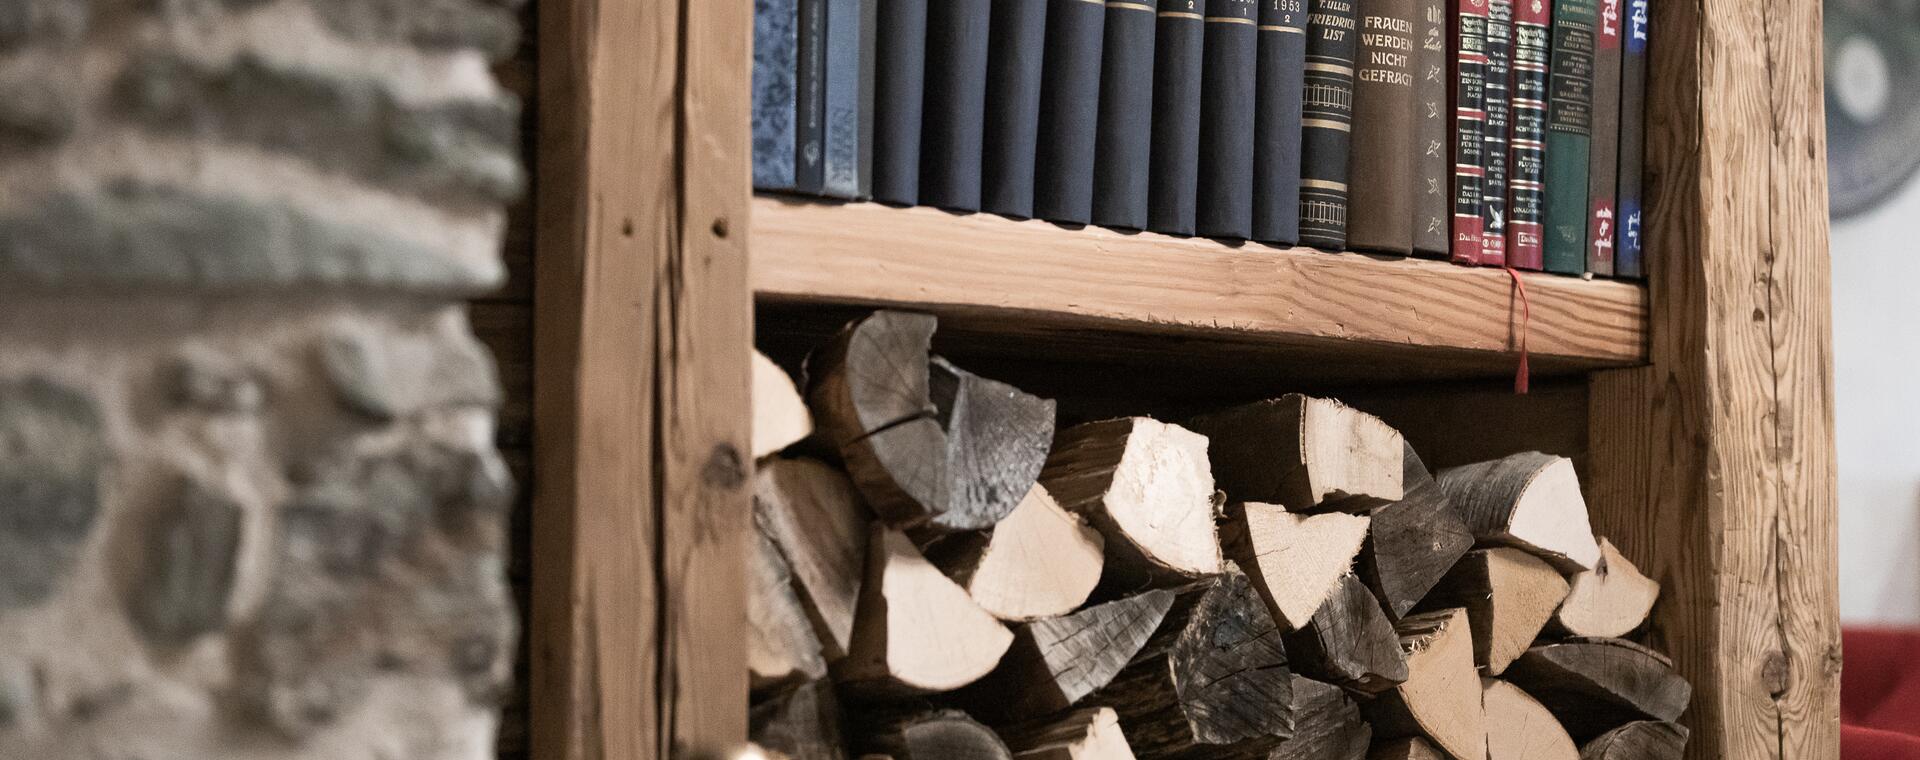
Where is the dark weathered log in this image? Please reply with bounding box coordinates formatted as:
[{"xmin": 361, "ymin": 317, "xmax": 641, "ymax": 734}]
[
  {"xmin": 1365, "ymin": 608, "xmax": 1487, "ymax": 760},
  {"xmin": 1282, "ymin": 573, "xmax": 1408, "ymax": 696},
  {"xmin": 1368, "ymin": 737, "xmax": 1446, "ymax": 760},
  {"xmin": 921, "ymin": 483, "xmax": 1104, "ymax": 621},
  {"xmin": 1079, "ymin": 565, "xmax": 1297, "ymax": 757},
  {"xmin": 1553, "ymin": 538, "xmax": 1661, "ymax": 639},
  {"xmin": 856, "ymin": 709, "xmax": 1013, "ymax": 760},
  {"xmin": 1502, "ymin": 638, "xmax": 1693, "ymax": 742},
  {"xmin": 750, "ymin": 527, "xmax": 828, "ymax": 691},
  {"xmin": 1187, "ymin": 395, "xmax": 1405, "ymax": 512},
  {"xmin": 998, "ymin": 707, "xmax": 1136, "ymax": 760},
  {"xmin": 1578, "ymin": 721, "xmax": 1689, "ymax": 760},
  {"xmin": 1266, "ymin": 675, "xmax": 1372, "ymax": 760},
  {"xmin": 1039, "ymin": 417, "xmax": 1222, "ymax": 589},
  {"xmin": 1483, "ymin": 678, "xmax": 1578, "ymax": 760},
  {"xmin": 836, "ymin": 526, "xmax": 1013, "ymax": 695},
  {"xmin": 1434, "ymin": 452, "xmax": 1601, "ymax": 571},
  {"xmin": 1415, "ymin": 547, "xmax": 1570, "ymax": 675},
  {"xmin": 750, "ymin": 679, "xmax": 846, "ymax": 760},
  {"xmin": 754, "ymin": 349, "xmax": 814, "ymax": 458},
  {"xmin": 1221, "ymin": 501, "xmax": 1371, "ymax": 630},
  {"xmin": 805, "ymin": 311, "xmax": 1057, "ymax": 533},
  {"xmin": 1356, "ymin": 443, "xmax": 1474, "ymax": 619},
  {"xmin": 954, "ymin": 589, "xmax": 1177, "ymax": 721},
  {"xmin": 754, "ymin": 457, "xmax": 871, "ymax": 660}
]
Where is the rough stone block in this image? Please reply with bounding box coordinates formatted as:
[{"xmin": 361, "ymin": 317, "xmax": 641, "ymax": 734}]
[
  {"xmin": 127, "ymin": 480, "xmax": 245, "ymax": 647},
  {"xmin": 0, "ymin": 377, "xmax": 103, "ymax": 611}
]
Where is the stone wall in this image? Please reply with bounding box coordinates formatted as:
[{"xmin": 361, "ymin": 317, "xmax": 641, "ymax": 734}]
[{"xmin": 0, "ymin": 1, "xmax": 524, "ymax": 758}]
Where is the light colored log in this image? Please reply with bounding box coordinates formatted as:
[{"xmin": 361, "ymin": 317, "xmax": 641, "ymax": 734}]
[
  {"xmin": 1436, "ymin": 452, "xmax": 1601, "ymax": 572},
  {"xmin": 1419, "ymin": 548, "xmax": 1572, "ymax": 675},
  {"xmin": 754, "ymin": 350, "xmax": 813, "ymax": 458},
  {"xmin": 754, "ymin": 457, "xmax": 870, "ymax": 660},
  {"xmin": 1483, "ymin": 678, "xmax": 1578, "ymax": 760},
  {"xmin": 1001, "ymin": 708, "xmax": 1135, "ymax": 760},
  {"xmin": 924, "ymin": 484, "xmax": 1104, "ymax": 621},
  {"xmin": 1553, "ymin": 538, "xmax": 1660, "ymax": 639},
  {"xmin": 1039, "ymin": 418, "xmax": 1222, "ymax": 588},
  {"xmin": 749, "ymin": 528, "xmax": 827, "ymax": 691},
  {"xmin": 1223, "ymin": 501, "xmax": 1371, "ymax": 630},
  {"xmin": 1370, "ymin": 737, "xmax": 1447, "ymax": 760},
  {"xmin": 1366, "ymin": 608, "xmax": 1487, "ymax": 760},
  {"xmin": 835, "ymin": 527, "xmax": 1014, "ymax": 695},
  {"xmin": 1188, "ymin": 395, "xmax": 1405, "ymax": 512}
]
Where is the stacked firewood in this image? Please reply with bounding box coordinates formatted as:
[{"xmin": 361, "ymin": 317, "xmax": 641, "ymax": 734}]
[{"xmin": 749, "ymin": 310, "xmax": 1690, "ymax": 760}]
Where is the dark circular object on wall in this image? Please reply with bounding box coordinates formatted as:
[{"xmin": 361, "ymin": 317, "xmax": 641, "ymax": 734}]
[{"xmin": 1826, "ymin": 3, "xmax": 1920, "ymax": 219}]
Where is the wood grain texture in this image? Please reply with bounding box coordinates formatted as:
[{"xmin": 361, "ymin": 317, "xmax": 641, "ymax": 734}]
[
  {"xmin": 529, "ymin": 0, "xmax": 751, "ymax": 756},
  {"xmin": 752, "ymin": 198, "xmax": 1647, "ymax": 375},
  {"xmin": 1585, "ymin": 0, "xmax": 1840, "ymax": 755}
]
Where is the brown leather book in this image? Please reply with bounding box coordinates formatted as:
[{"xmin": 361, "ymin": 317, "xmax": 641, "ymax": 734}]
[{"xmin": 1346, "ymin": 0, "xmax": 1420, "ymax": 254}]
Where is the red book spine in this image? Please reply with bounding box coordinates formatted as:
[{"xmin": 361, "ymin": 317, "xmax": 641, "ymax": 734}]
[
  {"xmin": 1505, "ymin": 0, "xmax": 1550, "ymax": 269},
  {"xmin": 1449, "ymin": 0, "xmax": 1489, "ymax": 265}
]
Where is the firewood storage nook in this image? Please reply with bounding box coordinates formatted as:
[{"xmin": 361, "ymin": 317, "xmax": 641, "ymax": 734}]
[{"xmin": 519, "ymin": 1, "xmax": 1839, "ymax": 758}]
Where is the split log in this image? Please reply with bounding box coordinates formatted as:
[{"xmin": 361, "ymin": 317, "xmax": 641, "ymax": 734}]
[
  {"xmin": 856, "ymin": 709, "xmax": 1013, "ymax": 760},
  {"xmin": 1578, "ymin": 721, "xmax": 1689, "ymax": 760},
  {"xmin": 1553, "ymin": 538, "xmax": 1661, "ymax": 639},
  {"xmin": 1502, "ymin": 638, "xmax": 1692, "ymax": 741},
  {"xmin": 1356, "ymin": 443, "xmax": 1475, "ymax": 619},
  {"xmin": 1266, "ymin": 675, "xmax": 1372, "ymax": 760},
  {"xmin": 739, "ymin": 743, "xmax": 794, "ymax": 760},
  {"xmin": 1187, "ymin": 394, "xmax": 1405, "ymax": 512},
  {"xmin": 922, "ymin": 484, "xmax": 1105, "ymax": 621},
  {"xmin": 1416, "ymin": 548, "xmax": 1571, "ymax": 675},
  {"xmin": 1365, "ymin": 608, "xmax": 1487, "ymax": 760},
  {"xmin": 999, "ymin": 707, "xmax": 1136, "ymax": 760},
  {"xmin": 1483, "ymin": 678, "xmax": 1579, "ymax": 760},
  {"xmin": 836, "ymin": 526, "xmax": 1014, "ymax": 695},
  {"xmin": 750, "ymin": 527, "xmax": 828, "ymax": 691},
  {"xmin": 806, "ymin": 310, "xmax": 1057, "ymax": 532},
  {"xmin": 1435, "ymin": 452, "xmax": 1601, "ymax": 571},
  {"xmin": 750, "ymin": 679, "xmax": 846, "ymax": 760},
  {"xmin": 1079, "ymin": 565, "xmax": 1297, "ymax": 757},
  {"xmin": 754, "ymin": 457, "xmax": 870, "ymax": 660},
  {"xmin": 1039, "ymin": 417, "xmax": 1222, "ymax": 588},
  {"xmin": 754, "ymin": 350, "xmax": 814, "ymax": 458},
  {"xmin": 1369, "ymin": 738, "xmax": 1447, "ymax": 760},
  {"xmin": 954, "ymin": 589, "xmax": 1177, "ymax": 720},
  {"xmin": 1282, "ymin": 573, "xmax": 1408, "ymax": 696},
  {"xmin": 1221, "ymin": 501, "xmax": 1371, "ymax": 630}
]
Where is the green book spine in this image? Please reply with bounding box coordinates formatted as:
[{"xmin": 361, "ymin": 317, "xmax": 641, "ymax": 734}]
[{"xmin": 1542, "ymin": 0, "xmax": 1595, "ymax": 274}]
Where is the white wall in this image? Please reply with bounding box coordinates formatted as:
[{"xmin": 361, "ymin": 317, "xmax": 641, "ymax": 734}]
[{"xmin": 1833, "ymin": 177, "xmax": 1920, "ymax": 624}]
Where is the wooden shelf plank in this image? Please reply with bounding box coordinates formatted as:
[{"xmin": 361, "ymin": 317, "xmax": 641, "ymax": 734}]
[{"xmin": 750, "ymin": 196, "xmax": 1647, "ymax": 380}]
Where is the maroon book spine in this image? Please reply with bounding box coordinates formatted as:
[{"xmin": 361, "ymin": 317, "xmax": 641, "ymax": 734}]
[
  {"xmin": 1505, "ymin": 0, "xmax": 1550, "ymax": 269},
  {"xmin": 1448, "ymin": 0, "xmax": 1489, "ymax": 265}
]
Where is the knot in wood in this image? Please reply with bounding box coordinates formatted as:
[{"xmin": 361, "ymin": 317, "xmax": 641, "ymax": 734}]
[
  {"xmin": 702, "ymin": 443, "xmax": 746, "ymax": 489},
  {"xmin": 1761, "ymin": 650, "xmax": 1791, "ymax": 697}
]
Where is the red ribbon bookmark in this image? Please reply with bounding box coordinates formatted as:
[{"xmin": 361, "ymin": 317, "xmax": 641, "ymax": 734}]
[{"xmin": 1505, "ymin": 267, "xmax": 1532, "ymax": 395}]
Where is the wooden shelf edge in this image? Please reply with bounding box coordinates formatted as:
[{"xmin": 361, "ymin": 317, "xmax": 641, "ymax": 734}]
[{"xmin": 749, "ymin": 196, "xmax": 1648, "ymax": 374}]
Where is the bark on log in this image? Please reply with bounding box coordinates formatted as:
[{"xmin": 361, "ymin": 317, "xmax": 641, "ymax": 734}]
[
  {"xmin": 806, "ymin": 310, "xmax": 1056, "ymax": 532},
  {"xmin": 750, "ymin": 679, "xmax": 846, "ymax": 760},
  {"xmin": 954, "ymin": 589, "xmax": 1178, "ymax": 721},
  {"xmin": 1282, "ymin": 573, "xmax": 1409, "ymax": 696},
  {"xmin": 755, "ymin": 350, "xmax": 814, "ymax": 458},
  {"xmin": 922, "ymin": 483, "xmax": 1105, "ymax": 621},
  {"xmin": 1187, "ymin": 395, "xmax": 1405, "ymax": 512},
  {"xmin": 1365, "ymin": 608, "xmax": 1487, "ymax": 760},
  {"xmin": 856, "ymin": 709, "xmax": 1014, "ymax": 760},
  {"xmin": 1416, "ymin": 547, "xmax": 1571, "ymax": 675},
  {"xmin": 1502, "ymin": 638, "xmax": 1693, "ymax": 742},
  {"xmin": 1357, "ymin": 443, "xmax": 1475, "ymax": 620},
  {"xmin": 1369, "ymin": 738, "xmax": 1447, "ymax": 760},
  {"xmin": 754, "ymin": 457, "xmax": 871, "ymax": 660},
  {"xmin": 1039, "ymin": 417, "xmax": 1222, "ymax": 589},
  {"xmin": 1578, "ymin": 721, "xmax": 1689, "ymax": 760},
  {"xmin": 1483, "ymin": 678, "xmax": 1579, "ymax": 760},
  {"xmin": 999, "ymin": 707, "xmax": 1137, "ymax": 760},
  {"xmin": 836, "ymin": 526, "xmax": 1014, "ymax": 695},
  {"xmin": 1266, "ymin": 675, "xmax": 1372, "ymax": 760},
  {"xmin": 750, "ymin": 527, "xmax": 828, "ymax": 691},
  {"xmin": 1552, "ymin": 538, "xmax": 1661, "ymax": 639},
  {"xmin": 1221, "ymin": 501, "xmax": 1371, "ymax": 630},
  {"xmin": 1435, "ymin": 452, "xmax": 1601, "ymax": 571},
  {"xmin": 1079, "ymin": 565, "xmax": 1297, "ymax": 758}
]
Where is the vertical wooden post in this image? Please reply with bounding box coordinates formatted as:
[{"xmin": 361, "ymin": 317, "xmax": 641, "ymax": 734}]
[
  {"xmin": 530, "ymin": 0, "xmax": 753, "ymax": 756},
  {"xmin": 1588, "ymin": 0, "xmax": 1840, "ymax": 757}
]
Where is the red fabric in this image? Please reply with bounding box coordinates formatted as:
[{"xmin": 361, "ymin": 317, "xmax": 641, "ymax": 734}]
[{"xmin": 1845, "ymin": 628, "xmax": 1920, "ymax": 759}]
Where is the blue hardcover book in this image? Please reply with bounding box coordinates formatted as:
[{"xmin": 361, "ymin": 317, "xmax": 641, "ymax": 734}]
[
  {"xmin": 752, "ymin": 0, "xmax": 799, "ymax": 190},
  {"xmin": 1197, "ymin": 0, "xmax": 1259, "ymax": 240},
  {"xmin": 1253, "ymin": 0, "xmax": 1307, "ymax": 244},
  {"xmin": 1091, "ymin": 0, "xmax": 1158, "ymax": 229},
  {"xmin": 822, "ymin": 0, "xmax": 864, "ymax": 197},
  {"xmin": 1148, "ymin": 3, "xmax": 1204, "ymax": 235},
  {"xmin": 873, "ymin": 0, "xmax": 927, "ymax": 205},
  {"xmin": 796, "ymin": 0, "xmax": 827, "ymax": 192},
  {"xmin": 982, "ymin": 0, "xmax": 1050, "ymax": 218},
  {"xmin": 921, "ymin": 0, "xmax": 993, "ymax": 211},
  {"xmin": 1615, "ymin": 0, "xmax": 1648, "ymax": 278},
  {"xmin": 1033, "ymin": 0, "xmax": 1106, "ymax": 223}
]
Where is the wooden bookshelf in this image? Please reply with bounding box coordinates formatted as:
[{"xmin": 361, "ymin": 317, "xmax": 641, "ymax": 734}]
[{"xmin": 752, "ymin": 197, "xmax": 1646, "ymax": 381}]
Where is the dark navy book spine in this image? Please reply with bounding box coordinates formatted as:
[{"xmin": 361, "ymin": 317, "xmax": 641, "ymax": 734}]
[
  {"xmin": 857, "ymin": 0, "xmax": 877, "ymax": 196},
  {"xmin": 1197, "ymin": 0, "xmax": 1259, "ymax": 239},
  {"xmin": 1033, "ymin": 0, "xmax": 1107, "ymax": 224},
  {"xmin": 872, "ymin": 0, "xmax": 927, "ymax": 204},
  {"xmin": 796, "ymin": 0, "xmax": 828, "ymax": 193},
  {"xmin": 752, "ymin": 0, "xmax": 800, "ymax": 190},
  {"xmin": 982, "ymin": 0, "xmax": 1050, "ymax": 218},
  {"xmin": 823, "ymin": 0, "xmax": 864, "ymax": 197},
  {"xmin": 1148, "ymin": 3, "xmax": 1205, "ymax": 235},
  {"xmin": 1091, "ymin": 0, "xmax": 1158, "ymax": 229},
  {"xmin": 1615, "ymin": 0, "xmax": 1648, "ymax": 278},
  {"xmin": 1253, "ymin": 0, "xmax": 1307, "ymax": 244},
  {"xmin": 1298, "ymin": 0, "xmax": 1359, "ymax": 250},
  {"xmin": 920, "ymin": 0, "xmax": 993, "ymax": 211},
  {"xmin": 1481, "ymin": 0, "xmax": 1512, "ymax": 265}
]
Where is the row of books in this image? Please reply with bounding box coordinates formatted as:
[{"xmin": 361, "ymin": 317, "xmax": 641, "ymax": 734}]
[{"xmin": 750, "ymin": 0, "xmax": 1650, "ymax": 278}]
